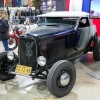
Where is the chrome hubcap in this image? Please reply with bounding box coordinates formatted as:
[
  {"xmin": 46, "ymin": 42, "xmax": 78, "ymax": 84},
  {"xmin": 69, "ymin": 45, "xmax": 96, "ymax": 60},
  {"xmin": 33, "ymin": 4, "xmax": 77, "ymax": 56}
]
[{"xmin": 60, "ymin": 72, "xmax": 70, "ymax": 86}]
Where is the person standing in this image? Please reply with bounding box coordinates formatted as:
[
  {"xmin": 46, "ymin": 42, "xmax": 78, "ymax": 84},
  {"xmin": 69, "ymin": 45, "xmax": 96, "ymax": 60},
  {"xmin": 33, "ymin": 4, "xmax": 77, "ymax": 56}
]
[{"xmin": 0, "ymin": 11, "xmax": 9, "ymax": 51}]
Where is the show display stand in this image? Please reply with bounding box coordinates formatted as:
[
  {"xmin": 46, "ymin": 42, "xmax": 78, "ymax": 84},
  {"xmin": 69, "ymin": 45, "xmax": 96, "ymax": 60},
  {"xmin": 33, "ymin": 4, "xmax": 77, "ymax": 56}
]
[{"xmin": 87, "ymin": 71, "xmax": 100, "ymax": 80}]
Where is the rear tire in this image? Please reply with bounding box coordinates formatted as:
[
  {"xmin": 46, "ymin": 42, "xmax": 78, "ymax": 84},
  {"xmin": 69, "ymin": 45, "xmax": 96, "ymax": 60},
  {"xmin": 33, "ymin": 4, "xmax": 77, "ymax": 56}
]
[
  {"xmin": 47, "ymin": 60, "xmax": 76, "ymax": 97},
  {"xmin": 93, "ymin": 37, "xmax": 100, "ymax": 61},
  {"xmin": 0, "ymin": 52, "xmax": 16, "ymax": 81},
  {"xmin": 8, "ymin": 36, "xmax": 17, "ymax": 50}
]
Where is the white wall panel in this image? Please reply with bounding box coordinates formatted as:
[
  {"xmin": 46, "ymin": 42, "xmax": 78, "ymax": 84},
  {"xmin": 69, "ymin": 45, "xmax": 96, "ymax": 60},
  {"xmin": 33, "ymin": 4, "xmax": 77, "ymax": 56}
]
[{"xmin": 69, "ymin": 0, "xmax": 83, "ymax": 11}]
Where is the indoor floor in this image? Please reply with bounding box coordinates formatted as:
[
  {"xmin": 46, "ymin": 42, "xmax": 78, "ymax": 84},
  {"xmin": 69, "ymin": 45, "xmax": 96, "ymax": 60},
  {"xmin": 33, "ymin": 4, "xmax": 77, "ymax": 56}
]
[{"xmin": 0, "ymin": 42, "xmax": 100, "ymax": 100}]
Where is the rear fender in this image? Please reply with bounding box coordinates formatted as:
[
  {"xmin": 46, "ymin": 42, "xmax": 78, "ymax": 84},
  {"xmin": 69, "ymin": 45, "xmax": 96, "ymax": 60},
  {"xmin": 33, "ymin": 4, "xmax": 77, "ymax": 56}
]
[{"xmin": 89, "ymin": 32, "xmax": 97, "ymax": 48}]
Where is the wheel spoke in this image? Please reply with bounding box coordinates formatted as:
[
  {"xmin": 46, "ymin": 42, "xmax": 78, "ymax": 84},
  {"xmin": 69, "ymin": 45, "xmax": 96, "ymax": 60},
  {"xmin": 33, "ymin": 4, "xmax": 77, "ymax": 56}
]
[{"xmin": 8, "ymin": 37, "xmax": 17, "ymax": 49}]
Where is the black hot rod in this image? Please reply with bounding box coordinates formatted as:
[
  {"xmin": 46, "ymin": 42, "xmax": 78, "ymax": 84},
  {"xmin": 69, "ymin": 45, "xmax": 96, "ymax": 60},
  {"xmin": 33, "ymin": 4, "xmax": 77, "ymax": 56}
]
[{"xmin": 0, "ymin": 11, "xmax": 100, "ymax": 97}]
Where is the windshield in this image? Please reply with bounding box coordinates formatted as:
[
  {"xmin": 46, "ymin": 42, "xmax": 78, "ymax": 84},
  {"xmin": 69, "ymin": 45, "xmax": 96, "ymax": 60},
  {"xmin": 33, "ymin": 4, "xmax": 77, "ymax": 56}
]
[{"xmin": 38, "ymin": 17, "xmax": 77, "ymax": 25}]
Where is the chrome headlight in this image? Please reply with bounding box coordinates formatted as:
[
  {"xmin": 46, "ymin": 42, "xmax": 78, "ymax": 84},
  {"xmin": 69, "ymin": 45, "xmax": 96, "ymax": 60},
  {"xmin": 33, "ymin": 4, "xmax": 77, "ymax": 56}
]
[
  {"xmin": 7, "ymin": 51, "xmax": 14, "ymax": 61},
  {"xmin": 37, "ymin": 56, "xmax": 46, "ymax": 66}
]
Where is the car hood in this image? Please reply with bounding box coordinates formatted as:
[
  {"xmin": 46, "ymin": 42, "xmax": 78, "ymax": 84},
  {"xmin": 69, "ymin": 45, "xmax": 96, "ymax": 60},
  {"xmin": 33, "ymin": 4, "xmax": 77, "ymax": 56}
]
[{"xmin": 26, "ymin": 24, "xmax": 74, "ymax": 37}]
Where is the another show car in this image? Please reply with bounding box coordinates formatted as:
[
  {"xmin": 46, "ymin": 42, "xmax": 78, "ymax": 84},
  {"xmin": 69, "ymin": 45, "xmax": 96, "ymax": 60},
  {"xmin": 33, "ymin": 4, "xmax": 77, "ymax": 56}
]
[{"xmin": 0, "ymin": 11, "xmax": 100, "ymax": 97}]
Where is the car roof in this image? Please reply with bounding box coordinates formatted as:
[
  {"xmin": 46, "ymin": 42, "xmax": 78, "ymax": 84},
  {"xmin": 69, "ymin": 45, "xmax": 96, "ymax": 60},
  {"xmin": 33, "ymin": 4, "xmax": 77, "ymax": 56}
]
[{"xmin": 37, "ymin": 11, "xmax": 89, "ymax": 17}]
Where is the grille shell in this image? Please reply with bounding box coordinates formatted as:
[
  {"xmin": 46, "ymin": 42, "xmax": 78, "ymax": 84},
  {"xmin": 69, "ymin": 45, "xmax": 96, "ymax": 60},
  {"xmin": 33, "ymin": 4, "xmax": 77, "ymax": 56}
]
[{"xmin": 19, "ymin": 36, "xmax": 37, "ymax": 71}]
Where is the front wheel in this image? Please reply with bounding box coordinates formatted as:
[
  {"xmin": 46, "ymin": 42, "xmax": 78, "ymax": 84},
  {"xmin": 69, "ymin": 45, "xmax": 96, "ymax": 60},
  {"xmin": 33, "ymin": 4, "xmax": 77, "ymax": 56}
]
[
  {"xmin": 0, "ymin": 52, "xmax": 16, "ymax": 81},
  {"xmin": 47, "ymin": 60, "xmax": 76, "ymax": 98}
]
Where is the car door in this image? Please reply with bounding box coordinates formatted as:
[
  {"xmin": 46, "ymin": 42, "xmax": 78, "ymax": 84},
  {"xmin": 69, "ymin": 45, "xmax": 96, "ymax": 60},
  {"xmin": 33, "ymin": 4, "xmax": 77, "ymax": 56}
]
[
  {"xmin": 75, "ymin": 17, "xmax": 91, "ymax": 53},
  {"xmin": 67, "ymin": 30, "xmax": 79, "ymax": 57},
  {"xmin": 67, "ymin": 17, "xmax": 90, "ymax": 58}
]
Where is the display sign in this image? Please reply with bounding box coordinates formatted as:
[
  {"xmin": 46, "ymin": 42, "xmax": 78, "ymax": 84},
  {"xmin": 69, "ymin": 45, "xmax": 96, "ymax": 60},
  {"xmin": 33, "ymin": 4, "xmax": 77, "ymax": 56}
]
[
  {"xmin": 41, "ymin": 0, "xmax": 56, "ymax": 14},
  {"xmin": 90, "ymin": 0, "xmax": 100, "ymax": 18}
]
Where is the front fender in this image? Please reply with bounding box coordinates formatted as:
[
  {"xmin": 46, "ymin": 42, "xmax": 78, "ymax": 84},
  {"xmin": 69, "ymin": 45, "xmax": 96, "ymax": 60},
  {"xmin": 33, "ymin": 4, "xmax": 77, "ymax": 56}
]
[
  {"xmin": 0, "ymin": 52, "xmax": 7, "ymax": 61},
  {"xmin": 0, "ymin": 51, "xmax": 19, "ymax": 63}
]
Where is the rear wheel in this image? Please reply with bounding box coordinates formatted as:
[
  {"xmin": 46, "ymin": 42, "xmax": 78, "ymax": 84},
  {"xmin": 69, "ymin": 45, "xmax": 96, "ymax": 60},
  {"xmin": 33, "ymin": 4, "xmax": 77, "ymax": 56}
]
[
  {"xmin": 93, "ymin": 37, "xmax": 100, "ymax": 61},
  {"xmin": 47, "ymin": 60, "xmax": 76, "ymax": 97},
  {"xmin": 8, "ymin": 36, "xmax": 17, "ymax": 50},
  {"xmin": 0, "ymin": 52, "xmax": 16, "ymax": 81}
]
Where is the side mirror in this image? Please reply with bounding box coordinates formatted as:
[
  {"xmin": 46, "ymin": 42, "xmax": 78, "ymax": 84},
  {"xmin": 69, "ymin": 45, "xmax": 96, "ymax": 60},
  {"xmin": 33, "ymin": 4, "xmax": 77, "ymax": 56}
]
[{"xmin": 81, "ymin": 19, "xmax": 87, "ymax": 24}]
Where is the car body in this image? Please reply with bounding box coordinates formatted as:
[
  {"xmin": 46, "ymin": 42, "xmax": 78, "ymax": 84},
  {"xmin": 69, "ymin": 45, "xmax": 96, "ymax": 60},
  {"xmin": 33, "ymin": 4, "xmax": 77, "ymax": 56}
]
[
  {"xmin": 18, "ymin": 11, "xmax": 96, "ymax": 67},
  {"xmin": 0, "ymin": 11, "xmax": 99, "ymax": 98}
]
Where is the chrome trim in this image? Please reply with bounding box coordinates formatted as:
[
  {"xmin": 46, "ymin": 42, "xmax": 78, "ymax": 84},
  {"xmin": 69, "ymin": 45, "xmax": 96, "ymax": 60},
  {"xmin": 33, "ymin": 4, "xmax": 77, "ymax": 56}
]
[
  {"xmin": 19, "ymin": 36, "xmax": 38, "ymax": 71},
  {"xmin": 60, "ymin": 72, "xmax": 70, "ymax": 86}
]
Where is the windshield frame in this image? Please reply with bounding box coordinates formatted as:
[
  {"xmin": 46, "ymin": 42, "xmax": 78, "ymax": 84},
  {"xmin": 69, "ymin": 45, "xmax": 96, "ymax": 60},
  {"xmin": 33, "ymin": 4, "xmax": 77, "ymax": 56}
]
[{"xmin": 37, "ymin": 17, "xmax": 78, "ymax": 25}]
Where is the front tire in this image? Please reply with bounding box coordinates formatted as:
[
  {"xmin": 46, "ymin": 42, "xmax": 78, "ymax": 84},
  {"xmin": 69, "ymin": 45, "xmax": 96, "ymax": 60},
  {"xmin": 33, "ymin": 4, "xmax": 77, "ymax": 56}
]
[
  {"xmin": 47, "ymin": 60, "xmax": 76, "ymax": 97},
  {"xmin": 0, "ymin": 52, "xmax": 16, "ymax": 81},
  {"xmin": 93, "ymin": 37, "xmax": 100, "ymax": 61}
]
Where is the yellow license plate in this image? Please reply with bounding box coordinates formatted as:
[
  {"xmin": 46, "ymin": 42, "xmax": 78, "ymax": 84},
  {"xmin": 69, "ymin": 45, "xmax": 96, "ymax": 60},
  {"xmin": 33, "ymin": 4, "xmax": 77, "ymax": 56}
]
[{"xmin": 15, "ymin": 65, "xmax": 32, "ymax": 75}]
